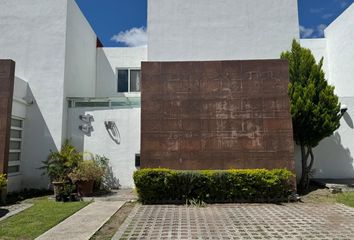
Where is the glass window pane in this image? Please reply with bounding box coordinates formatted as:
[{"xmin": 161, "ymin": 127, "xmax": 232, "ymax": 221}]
[
  {"xmin": 11, "ymin": 119, "xmax": 22, "ymax": 128},
  {"xmin": 130, "ymin": 70, "xmax": 141, "ymax": 92},
  {"xmin": 8, "ymin": 165, "xmax": 20, "ymax": 173},
  {"xmin": 118, "ymin": 69, "xmax": 129, "ymax": 92},
  {"xmin": 10, "ymin": 141, "xmax": 21, "ymax": 150},
  {"xmin": 9, "ymin": 152, "xmax": 21, "ymax": 162},
  {"xmin": 10, "ymin": 129, "xmax": 22, "ymax": 139}
]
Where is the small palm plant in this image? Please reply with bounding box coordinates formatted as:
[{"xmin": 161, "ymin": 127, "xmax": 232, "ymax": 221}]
[
  {"xmin": 41, "ymin": 140, "xmax": 83, "ymax": 182},
  {"xmin": 41, "ymin": 140, "xmax": 83, "ymax": 200}
]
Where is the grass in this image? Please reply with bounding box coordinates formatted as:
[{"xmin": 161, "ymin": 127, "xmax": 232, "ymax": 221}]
[
  {"xmin": 0, "ymin": 197, "xmax": 90, "ymax": 240},
  {"xmin": 336, "ymin": 192, "xmax": 354, "ymax": 208},
  {"xmin": 91, "ymin": 202, "xmax": 136, "ymax": 240},
  {"xmin": 301, "ymin": 186, "xmax": 354, "ymax": 208}
]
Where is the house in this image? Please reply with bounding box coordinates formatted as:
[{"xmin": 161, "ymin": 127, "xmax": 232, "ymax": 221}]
[{"xmin": 0, "ymin": 0, "xmax": 353, "ymax": 192}]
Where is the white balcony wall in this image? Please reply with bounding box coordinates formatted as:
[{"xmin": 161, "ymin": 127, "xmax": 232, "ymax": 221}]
[
  {"xmin": 96, "ymin": 47, "xmax": 147, "ymax": 98},
  {"xmin": 67, "ymin": 107, "xmax": 141, "ymax": 188}
]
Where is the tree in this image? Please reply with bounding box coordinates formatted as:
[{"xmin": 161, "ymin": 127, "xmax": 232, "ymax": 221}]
[{"xmin": 281, "ymin": 40, "xmax": 341, "ymax": 190}]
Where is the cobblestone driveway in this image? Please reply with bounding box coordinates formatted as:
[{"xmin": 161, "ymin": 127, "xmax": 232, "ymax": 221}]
[{"xmin": 113, "ymin": 203, "xmax": 354, "ymax": 240}]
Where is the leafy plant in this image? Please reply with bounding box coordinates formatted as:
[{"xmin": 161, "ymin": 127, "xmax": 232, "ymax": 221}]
[
  {"xmin": 0, "ymin": 174, "xmax": 7, "ymax": 189},
  {"xmin": 186, "ymin": 198, "xmax": 207, "ymax": 208},
  {"xmin": 41, "ymin": 140, "xmax": 83, "ymax": 182},
  {"xmin": 68, "ymin": 160, "xmax": 105, "ymax": 182},
  {"xmin": 281, "ymin": 40, "xmax": 341, "ymax": 190},
  {"xmin": 55, "ymin": 183, "xmax": 76, "ymax": 202},
  {"xmin": 134, "ymin": 168, "xmax": 294, "ymax": 204}
]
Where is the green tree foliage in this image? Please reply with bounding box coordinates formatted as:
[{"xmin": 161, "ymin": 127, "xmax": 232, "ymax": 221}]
[{"xmin": 281, "ymin": 40, "xmax": 341, "ymax": 190}]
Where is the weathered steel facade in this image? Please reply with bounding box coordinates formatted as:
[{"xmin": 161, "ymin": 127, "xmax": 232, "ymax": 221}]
[
  {"xmin": 141, "ymin": 60, "xmax": 295, "ymax": 172},
  {"xmin": 0, "ymin": 60, "xmax": 15, "ymax": 175}
]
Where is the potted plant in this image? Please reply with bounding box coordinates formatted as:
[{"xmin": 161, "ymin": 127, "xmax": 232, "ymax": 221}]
[
  {"xmin": 41, "ymin": 140, "xmax": 82, "ymax": 201},
  {"xmin": 69, "ymin": 160, "xmax": 104, "ymax": 197},
  {"xmin": 0, "ymin": 174, "xmax": 7, "ymax": 204}
]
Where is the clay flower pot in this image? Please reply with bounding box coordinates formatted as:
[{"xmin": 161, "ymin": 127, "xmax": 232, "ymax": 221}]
[{"xmin": 76, "ymin": 180, "xmax": 94, "ymax": 197}]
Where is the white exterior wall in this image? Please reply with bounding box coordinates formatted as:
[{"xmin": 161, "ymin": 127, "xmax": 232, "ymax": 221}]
[
  {"xmin": 96, "ymin": 47, "xmax": 147, "ymax": 97},
  {"xmin": 296, "ymin": 4, "xmax": 354, "ymax": 180},
  {"xmin": 324, "ymin": 4, "xmax": 354, "ymax": 97},
  {"xmin": 300, "ymin": 39, "xmax": 329, "ymax": 78},
  {"xmin": 67, "ymin": 107, "xmax": 141, "ymax": 188},
  {"xmin": 0, "ymin": 0, "xmax": 98, "ymax": 190},
  {"xmin": 64, "ymin": 0, "xmax": 97, "ymax": 98},
  {"xmin": 148, "ymin": 0, "xmax": 299, "ymax": 61},
  {"xmin": 0, "ymin": 0, "xmax": 69, "ymax": 189}
]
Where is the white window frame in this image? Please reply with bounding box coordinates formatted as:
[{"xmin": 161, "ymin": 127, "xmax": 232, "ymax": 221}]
[
  {"xmin": 117, "ymin": 68, "xmax": 141, "ymax": 93},
  {"xmin": 8, "ymin": 116, "xmax": 24, "ymax": 176}
]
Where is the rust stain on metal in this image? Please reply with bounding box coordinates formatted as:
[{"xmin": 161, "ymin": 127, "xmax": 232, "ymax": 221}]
[{"xmin": 141, "ymin": 60, "xmax": 295, "ymax": 173}]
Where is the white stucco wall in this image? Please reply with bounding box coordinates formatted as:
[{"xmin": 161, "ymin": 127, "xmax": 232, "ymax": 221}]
[
  {"xmin": 148, "ymin": 0, "xmax": 299, "ymax": 61},
  {"xmin": 296, "ymin": 4, "xmax": 354, "ymax": 180},
  {"xmin": 295, "ymin": 97, "xmax": 354, "ymax": 180},
  {"xmin": 12, "ymin": 77, "xmax": 28, "ymax": 119},
  {"xmin": 64, "ymin": 0, "xmax": 97, "ymax": 98},
  {"xmin": 96, "ymin": 47, "xmax": 147, "ymax": 97},
  {"xmin": 324, "ymin": 3, "xmax": 354, "ymax": 97},
  {"xmin": 300, "ymin": 39, "xmax": 329, "ymax": 79},
  {"xmin": 0, "ymin": 0, "xmax": 70, "ymax": 189},
  {"xmin": 67, "ymin": 107, "xmax": 141, "ymax": 188}
]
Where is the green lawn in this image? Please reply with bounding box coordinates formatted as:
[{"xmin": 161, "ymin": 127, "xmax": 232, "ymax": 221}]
[
  {"xmin": 336, "ymin": 192, "xmax": 354, "ymax": 208},
  {"xmin": 0, "ymin": 197, "xmax": 90, "ymax": 240}
]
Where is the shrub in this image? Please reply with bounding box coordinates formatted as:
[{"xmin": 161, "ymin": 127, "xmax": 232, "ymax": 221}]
[
  {"xmin": 69, "ymin": 160, "xmax": 105, "ymax": 182},
  {"xmin": 134, "ymin": 169, "xmax": 294, "ymax": 204},
  {"xmin": 41, "ymin": 140, "xmax": 83, "ymax": 182},
  {"xmin": 0, "ymin": 174, "xmax": 7, "ymax": 189}
]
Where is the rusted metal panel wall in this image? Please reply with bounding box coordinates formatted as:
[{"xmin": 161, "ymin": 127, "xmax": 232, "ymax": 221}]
[
  {"xmin": 0, "ymin": 60, "xmax": 15, "ymax": 175},
  {"xmin": 141, "ymin": 60, "xmax": 295, "ymax": 172}
]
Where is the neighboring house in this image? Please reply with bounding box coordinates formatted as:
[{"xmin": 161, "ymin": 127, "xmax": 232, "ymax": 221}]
[{"xmin": 0, "ymin": 0, "xmax": 353, "ymax": 191}]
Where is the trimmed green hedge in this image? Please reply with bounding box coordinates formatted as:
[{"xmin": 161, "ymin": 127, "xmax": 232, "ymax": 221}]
[{"xmin": 134, "ymin": 169, "xmax": 294, "ymax": 204}]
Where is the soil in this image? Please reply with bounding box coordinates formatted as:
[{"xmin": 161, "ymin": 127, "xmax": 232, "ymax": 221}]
[{"xmin": 90, "ymin": 202, "xmax": 136, "ymax": 240}]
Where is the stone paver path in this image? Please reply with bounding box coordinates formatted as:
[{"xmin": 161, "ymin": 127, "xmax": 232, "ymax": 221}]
[
  {"xmin": 36, "ymin": 201, "xmax": 125, "ymax": 240},
  {"xmin": 0, "ymin": 203, "xmax": 33, "ymax": 222},
  {"xmin": 113, "ymin": 203, "xmax": 354, "ymax": 240}
]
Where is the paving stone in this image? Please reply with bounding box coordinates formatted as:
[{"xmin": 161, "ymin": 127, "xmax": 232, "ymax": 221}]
[
  {"xmin": 113, "ymin": 203, "xmax": 354, "ymax": 240},
  {"xmin": 0, "ymin": 203, "xmax": 33, "ymax": 222}
]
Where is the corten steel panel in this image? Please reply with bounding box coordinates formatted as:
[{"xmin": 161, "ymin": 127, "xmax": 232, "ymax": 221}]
[
  {"xmin": 141, "ymin": 60, "xmax": 295, "ymax": 173},
  {"xmin": 0, "ymin": 60, "xmax": 15, "ymax": 175}
]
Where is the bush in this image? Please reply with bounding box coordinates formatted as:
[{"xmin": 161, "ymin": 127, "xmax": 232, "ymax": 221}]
[
  {"xmin": 68, "ymin": 160, "xmax": 105, "ymax": 182},
  {"xmin": 41, "ymin": 140, "xmax": 83, "ymax": 182},
  {"xmin": 134, "ymin": 169, "xmax": 294, "ymax": 204},
  {"xmin": 0, "ymin": 174, "xmax": 7, "ymax": 189}
]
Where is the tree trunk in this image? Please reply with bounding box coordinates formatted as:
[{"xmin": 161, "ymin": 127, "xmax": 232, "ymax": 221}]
[{"xmin": 299, "ymin": 144, "xmax": 315, "ymax": 190}]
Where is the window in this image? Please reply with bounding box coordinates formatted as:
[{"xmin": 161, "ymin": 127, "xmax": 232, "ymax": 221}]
[
  {"xmin": 8, "ymin": 117, "xmax": 23, "ymax": 175},
  {"xmin": 117, "ymin": 69, "xmax": 141, "ymax": 93}
]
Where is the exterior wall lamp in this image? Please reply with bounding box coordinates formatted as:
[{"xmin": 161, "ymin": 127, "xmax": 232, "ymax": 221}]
[{"xmin": 340, "ymin": 104, "xmax": 348, "ymax": 116}]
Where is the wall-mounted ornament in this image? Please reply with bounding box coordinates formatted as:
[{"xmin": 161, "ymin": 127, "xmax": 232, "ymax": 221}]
[
  {"xmin": 79, "ymin": 124, "xmax": 94, "ymax": 135},
  {"xmin": 79, "ymin": 114, "xmax": 94, "ymax": 123},
  {"xmin": 104, "ymin": 121, "xmax": 121, "ymax": 144}
]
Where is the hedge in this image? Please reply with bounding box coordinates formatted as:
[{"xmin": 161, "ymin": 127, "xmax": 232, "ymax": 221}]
[{"xmin": 134, "ymin": 169, "xmax": 294, "ymax": 204}]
